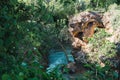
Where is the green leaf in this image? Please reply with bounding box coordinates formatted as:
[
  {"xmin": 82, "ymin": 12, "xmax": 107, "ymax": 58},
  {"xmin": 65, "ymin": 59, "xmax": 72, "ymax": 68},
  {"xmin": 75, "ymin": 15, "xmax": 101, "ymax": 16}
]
[
  {"xmin": 113, "ymin": 71, "xmax": 118, "ymax": 78},
  {"xmin": 10, "ymin": 0, "xmax": 17, "ymax": 5},
  {"xmin": 29, "ymin": 77, "xmax": 39, "ymax": 80},
  {"xmin": 2, "ymin": 74, "xmax": 11, "ymax": 80},
  {"xmin": 0, "ymin": 39, "xmax": 3, "ymax": 46}
]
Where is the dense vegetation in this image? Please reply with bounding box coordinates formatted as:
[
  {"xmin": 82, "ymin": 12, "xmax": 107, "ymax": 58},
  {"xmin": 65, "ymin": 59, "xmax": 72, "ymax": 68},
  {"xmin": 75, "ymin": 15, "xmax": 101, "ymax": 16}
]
[{"xmin": 0, "ymin": 0, "xmax": 120, "ymax": 80}]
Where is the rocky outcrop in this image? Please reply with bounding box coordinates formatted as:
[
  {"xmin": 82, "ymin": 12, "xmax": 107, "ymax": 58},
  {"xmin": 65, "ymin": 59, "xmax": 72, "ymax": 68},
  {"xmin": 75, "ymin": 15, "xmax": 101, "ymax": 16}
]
[
  {"xmin": 68, "ymin": 11, "xmax": 105, "ymax": 48},
  {"xmin": 68, "ymin": 9, "xmax": 120, "ymax": 73}
]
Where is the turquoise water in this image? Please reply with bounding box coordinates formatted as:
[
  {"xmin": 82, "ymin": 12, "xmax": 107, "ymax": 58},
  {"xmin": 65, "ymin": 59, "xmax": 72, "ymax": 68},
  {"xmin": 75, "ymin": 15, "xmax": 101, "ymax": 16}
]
[{"xmin": 46, "ymin": 49, "xmax": 74, "ymax": 73}]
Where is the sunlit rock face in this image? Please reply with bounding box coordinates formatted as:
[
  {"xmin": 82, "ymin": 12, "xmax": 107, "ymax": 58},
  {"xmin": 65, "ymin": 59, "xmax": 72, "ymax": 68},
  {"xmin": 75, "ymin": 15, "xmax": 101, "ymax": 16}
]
[
  {"xmin": 68, "ymin": 11, "xmax": 106, "ymax": 67},
  {"xmin": 102, "ymin": 5, "xmax": 120, "ymax": 43},
  {"xmin": 68, "ymin": 11, "xmax": 104, "ymax": 48},
  {"xmin": 102, "ymin": 6, "xmax": 120, "ymax": 68},
  {"xmin": 68, "ymin": 9, "xmax": 120, "ymax": 68}
]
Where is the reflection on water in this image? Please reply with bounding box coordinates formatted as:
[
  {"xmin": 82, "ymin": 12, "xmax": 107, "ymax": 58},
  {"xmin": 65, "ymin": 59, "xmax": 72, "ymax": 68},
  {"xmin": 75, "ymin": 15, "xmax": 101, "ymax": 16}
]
[{"xmin": 47, "ymin": 48, "xmax": 74, "ymax": 73}]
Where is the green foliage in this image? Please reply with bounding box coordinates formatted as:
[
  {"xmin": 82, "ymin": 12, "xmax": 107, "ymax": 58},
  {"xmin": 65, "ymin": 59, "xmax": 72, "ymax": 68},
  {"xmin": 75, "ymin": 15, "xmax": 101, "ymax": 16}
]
[
  {"xmin": 0, "ymin": 0, "xmax": 120, "ymax": 80},
  {"xmin": 107, "ymin": 4, "xmax": 120, "ymax": 30},
  {"xmin": 0, "ymin": 0, "xmax": 77, "ymax": 79},
  {"xmin": 88, "ymin": 0, "xmax": 117, "ymax": 10},
  {"xmin": 76, "ymin": 29, "xmax": 119, "ymax": 80},
  {"xmin": 86, "ymin": 29, "xmax": 117, "ymax": 65},
  {"xmin": 1, "ymin": 59, "xmax": 64, "ymax": 80},
  {"xmin": 0, "ymin": 0, "xmax": 67, "ymax": 79},
  {"xmin": 81, "ymin": 63, "xmax": 118, "ymax": 80},
  {"xmin": 49, "ymin": 0, "xmax": 76, "ymax": 18}
]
